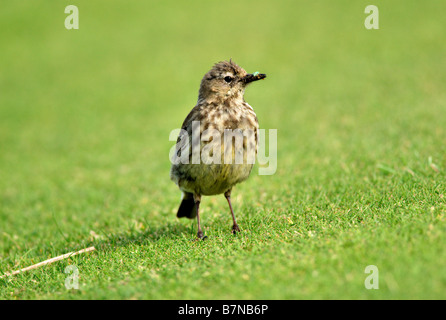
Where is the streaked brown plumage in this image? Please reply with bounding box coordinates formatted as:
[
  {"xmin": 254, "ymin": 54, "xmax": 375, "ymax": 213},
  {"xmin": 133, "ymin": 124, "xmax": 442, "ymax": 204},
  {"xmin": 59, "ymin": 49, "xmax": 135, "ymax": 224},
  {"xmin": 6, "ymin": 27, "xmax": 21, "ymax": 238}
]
[{"xmin": 170, "ymin": 60, "xmax": 266, "ymax": 239}]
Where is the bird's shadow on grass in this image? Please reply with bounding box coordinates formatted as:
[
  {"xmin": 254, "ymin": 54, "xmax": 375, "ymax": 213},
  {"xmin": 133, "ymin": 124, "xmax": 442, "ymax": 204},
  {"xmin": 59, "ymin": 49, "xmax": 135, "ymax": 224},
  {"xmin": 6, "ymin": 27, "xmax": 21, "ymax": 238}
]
[{"xmin": 90, "ymin": 221, "xmax": 193, "ymax": 251}]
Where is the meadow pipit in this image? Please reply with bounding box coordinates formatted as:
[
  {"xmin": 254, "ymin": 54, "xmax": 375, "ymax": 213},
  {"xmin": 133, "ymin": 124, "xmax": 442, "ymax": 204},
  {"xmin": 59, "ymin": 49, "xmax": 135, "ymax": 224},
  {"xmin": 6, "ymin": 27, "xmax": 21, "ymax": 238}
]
[{"xmin": 170, "ymin": 60, "xmax": 266, "ymax": 239}]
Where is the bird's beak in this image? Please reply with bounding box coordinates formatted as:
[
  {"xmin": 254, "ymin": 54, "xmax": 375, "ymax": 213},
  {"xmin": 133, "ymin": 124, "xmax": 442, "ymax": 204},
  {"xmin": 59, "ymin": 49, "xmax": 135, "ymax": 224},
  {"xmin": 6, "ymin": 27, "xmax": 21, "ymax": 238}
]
[{"xmin": 242, "ymin": 72, "xmax": 267, "ymax": 84}]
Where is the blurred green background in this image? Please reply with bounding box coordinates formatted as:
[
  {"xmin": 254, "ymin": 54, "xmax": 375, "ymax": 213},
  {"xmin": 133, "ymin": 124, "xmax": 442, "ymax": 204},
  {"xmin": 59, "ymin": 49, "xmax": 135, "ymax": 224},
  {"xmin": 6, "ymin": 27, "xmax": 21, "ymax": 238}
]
[{"xmin": 0, "ymin": 1, "xmax": 445, "ymax": 299}]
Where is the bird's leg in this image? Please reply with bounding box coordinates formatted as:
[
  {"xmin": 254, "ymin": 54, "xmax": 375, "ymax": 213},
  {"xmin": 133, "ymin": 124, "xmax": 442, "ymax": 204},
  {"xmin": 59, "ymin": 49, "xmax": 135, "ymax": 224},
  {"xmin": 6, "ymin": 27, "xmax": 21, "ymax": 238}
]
[
  {"xmin": 224, "ymin": 190, "xmax": 240, "ymax": 234},
  {"xmin": 194, "ymin": 194, "xmax": 206, "ymax": 240}
]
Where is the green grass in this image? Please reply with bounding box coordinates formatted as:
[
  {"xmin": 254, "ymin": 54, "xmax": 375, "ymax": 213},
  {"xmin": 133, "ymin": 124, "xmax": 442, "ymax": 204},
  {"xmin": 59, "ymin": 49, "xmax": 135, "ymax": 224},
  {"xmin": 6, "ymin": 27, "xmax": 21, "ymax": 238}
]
[{"xmin": 1, "ymin": 0, "xmax": 445, "ymax": 299}]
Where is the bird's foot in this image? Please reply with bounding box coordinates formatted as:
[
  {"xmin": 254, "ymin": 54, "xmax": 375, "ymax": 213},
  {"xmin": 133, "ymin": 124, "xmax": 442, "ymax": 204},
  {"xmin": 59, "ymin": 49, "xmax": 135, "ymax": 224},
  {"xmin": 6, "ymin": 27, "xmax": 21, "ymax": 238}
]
[
  {"xmin": 194, "ymin": 230, "xmax": 207, "ymax": 241},
  {"xmin": 231, "ymin": 224, "xmax": 241, "ymax": 235}
]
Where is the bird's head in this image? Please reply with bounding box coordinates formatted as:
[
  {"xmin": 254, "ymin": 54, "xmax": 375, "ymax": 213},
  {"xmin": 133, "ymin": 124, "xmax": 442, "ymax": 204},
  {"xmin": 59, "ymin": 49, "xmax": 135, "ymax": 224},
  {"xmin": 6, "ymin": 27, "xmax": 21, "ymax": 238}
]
[{"xmin": 198, "ymin": 60, "xmax": 266, "ymax": 102}]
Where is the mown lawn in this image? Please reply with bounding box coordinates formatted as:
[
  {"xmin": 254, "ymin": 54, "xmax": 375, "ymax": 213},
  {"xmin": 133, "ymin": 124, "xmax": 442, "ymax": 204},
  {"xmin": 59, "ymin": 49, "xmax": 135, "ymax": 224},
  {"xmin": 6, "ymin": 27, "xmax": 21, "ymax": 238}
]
[{"xmin": 1, "ymin": 0, "xmax": 445, "ymax": 299}]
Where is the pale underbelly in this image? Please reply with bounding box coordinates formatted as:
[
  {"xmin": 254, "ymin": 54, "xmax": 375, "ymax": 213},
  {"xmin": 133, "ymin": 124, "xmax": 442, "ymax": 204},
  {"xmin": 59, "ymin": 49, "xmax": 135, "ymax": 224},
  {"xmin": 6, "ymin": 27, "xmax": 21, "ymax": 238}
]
[{"xmin": 172, "ymin": 162, "xmax": 254, "ymax": 195}]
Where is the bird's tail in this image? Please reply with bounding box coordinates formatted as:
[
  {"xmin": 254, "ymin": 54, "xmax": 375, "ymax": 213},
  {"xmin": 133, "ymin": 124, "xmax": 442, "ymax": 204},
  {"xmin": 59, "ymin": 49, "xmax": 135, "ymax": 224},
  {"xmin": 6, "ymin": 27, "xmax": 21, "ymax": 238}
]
[{"xmin": 177, "ymin": 192, "xmax": 197, "ymax": 219}]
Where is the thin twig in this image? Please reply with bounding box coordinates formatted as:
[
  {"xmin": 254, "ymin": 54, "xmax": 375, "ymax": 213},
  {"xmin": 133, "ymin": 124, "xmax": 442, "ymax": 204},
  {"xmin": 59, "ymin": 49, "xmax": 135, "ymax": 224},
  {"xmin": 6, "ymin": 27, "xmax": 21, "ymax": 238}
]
[{"xmin": 0, "ymin": 246, "xmax": 95, "ymax": 279}]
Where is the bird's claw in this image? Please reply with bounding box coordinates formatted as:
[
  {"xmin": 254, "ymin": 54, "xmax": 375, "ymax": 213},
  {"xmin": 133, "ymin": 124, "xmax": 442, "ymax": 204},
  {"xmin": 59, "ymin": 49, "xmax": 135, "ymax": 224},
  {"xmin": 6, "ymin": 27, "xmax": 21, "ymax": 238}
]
[
  {"xmin": 193, "ymin": 231, "xmax": 207, "ymax": 241},
  {"xmin": 231, "ymin": 224, "xmax": 241, "ymax": 235}
]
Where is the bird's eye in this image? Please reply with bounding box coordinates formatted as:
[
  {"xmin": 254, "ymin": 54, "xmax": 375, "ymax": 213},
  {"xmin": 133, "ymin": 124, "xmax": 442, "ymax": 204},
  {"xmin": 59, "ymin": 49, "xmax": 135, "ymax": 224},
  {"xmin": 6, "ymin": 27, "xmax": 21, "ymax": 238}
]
[{"xmin": 224, "ymin": 76, "xmax": 233, "ymax": 83}]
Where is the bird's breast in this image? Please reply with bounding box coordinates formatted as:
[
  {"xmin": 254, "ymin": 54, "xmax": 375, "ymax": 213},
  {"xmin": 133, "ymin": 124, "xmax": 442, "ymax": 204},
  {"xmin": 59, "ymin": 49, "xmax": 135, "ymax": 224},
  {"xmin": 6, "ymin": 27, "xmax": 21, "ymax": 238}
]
[{"xmin": 171, "ymin": 101, "xmax": 259, "ymax": 195}]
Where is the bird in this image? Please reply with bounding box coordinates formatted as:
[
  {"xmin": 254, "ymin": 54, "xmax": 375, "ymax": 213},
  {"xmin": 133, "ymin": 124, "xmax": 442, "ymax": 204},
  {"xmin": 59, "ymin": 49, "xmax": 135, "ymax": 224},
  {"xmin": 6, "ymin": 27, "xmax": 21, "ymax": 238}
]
[{"xmin": 170, "ymin": 60, "xmax": 266, "ymax": 240}]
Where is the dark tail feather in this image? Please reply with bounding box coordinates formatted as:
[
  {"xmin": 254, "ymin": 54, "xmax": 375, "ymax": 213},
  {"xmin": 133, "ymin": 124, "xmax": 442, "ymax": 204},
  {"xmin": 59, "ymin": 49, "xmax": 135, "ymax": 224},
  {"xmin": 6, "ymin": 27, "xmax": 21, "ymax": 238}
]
[{"xmin": 177, "ymin": 192, "xmax": 197, "ymax": 219}]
